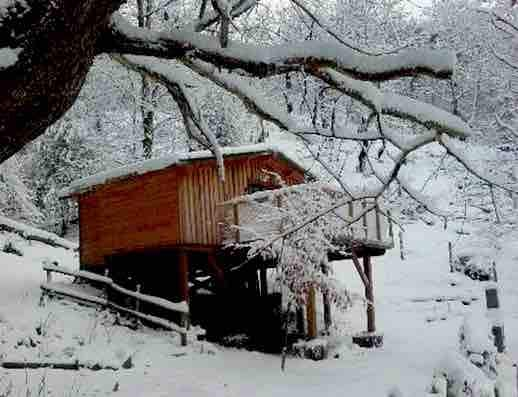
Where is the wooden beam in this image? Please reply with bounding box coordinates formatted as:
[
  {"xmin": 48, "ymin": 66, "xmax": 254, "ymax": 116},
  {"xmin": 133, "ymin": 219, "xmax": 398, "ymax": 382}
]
[
  {"xmin": 351, "ymin": 248, "xmax": 371, "ymax": 289},
  {"xmin": 364, "ymin": 255, "xmax": 376, "ymax": 333},
  {"xmin": 306, "ymin": 286, "xmax": 317, "ymax": 339}
]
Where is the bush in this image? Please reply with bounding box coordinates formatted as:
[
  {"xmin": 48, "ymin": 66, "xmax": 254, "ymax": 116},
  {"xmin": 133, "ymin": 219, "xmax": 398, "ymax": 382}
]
[{"xmin": 2, "ymin": 240, "xmax": 23, "ymax": 256}]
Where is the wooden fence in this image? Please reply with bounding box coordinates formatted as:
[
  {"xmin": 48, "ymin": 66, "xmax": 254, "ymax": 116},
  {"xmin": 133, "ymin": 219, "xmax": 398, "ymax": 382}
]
[{"xmin": 40, "ymin": 263, "xmax": 189, "ymax": 345}]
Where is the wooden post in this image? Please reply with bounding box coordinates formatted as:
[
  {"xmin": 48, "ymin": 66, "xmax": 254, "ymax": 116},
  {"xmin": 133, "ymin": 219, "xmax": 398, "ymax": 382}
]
[
  {"xmin": 486, "ymin": 284, "xmax": 505, "ymax": 353},
  {"xmin": 306, "ymin": 286, "xmax": 317, "ymax": 339},
  {"xmin": 178, "ymin": 250, "xmax": 190, "ymax": 347},
  {"xmin": 364, "ymin": 255, "xmax": 375, "ymax": 333},
  {"xmin": 259, "ymin": 267, "xmax": 268, "ymax": 297},
  {"xmin": 375, "ymin": 203, "xmax": 382, "ymax": 241},
  {"xmin": 321, "ymin": 262, "xmax": 332, "ymax": 331},
  {"xmin": 178, "ymin": 250, "xmax": 189, "ymax": 303},
  {"xmin": 135, "ymin": 284, "xmax": 141, "ymax": 312},
  {"xmin": 399, "ymin": 230, "xmax": 405, "ymax": 261},
  {"xmin": 387, "ymin": 210, "xmax": 394, "ymax": 240},
  {"xmin": 448, "ymin": 242, "xmax": 453, "ymax": 273},
  {"xmin": 233, "ymin": 203, "xmax": 240, "ymax": 243},
  {"xmin": 104, "ymin": 268, "xmax": 110, "ymax": 302}
]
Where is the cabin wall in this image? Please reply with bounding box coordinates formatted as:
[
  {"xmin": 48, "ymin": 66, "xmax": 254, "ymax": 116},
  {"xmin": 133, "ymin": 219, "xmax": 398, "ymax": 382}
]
[
  {"xmin": 177, "ymin": 154, "xmax": 304, "ymax": 246},
  {"xmin": 78, "ymin": 152, "xmax": 304, "ymax": 267},
  {"xmin": 79, "ymin": 169, "xmax": 181, "ymax": 267}
]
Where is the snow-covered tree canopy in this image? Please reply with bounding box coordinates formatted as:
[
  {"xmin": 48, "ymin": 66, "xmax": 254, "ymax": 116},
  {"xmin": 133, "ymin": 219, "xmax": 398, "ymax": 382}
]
[{"xmin": 0, "ymin": 0, "xmax": 473, "ymax": 175}]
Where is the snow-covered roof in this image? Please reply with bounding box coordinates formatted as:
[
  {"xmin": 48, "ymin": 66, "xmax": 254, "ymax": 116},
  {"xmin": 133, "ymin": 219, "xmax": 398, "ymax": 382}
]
[{"xmin": 60, "ymin": 144, "xmax": 309, "ymax": 198}]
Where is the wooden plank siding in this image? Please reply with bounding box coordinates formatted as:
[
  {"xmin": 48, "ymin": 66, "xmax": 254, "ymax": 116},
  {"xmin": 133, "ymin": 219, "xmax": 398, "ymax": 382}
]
[
  {"xmin": 177, "ymin": 154, "xmax": 304, "ymax": 246},
  {"xmin": 78, "ymin": 152, "xmax": 304, "ymax": 268},
  {"xmin": 79, "ymin": 168, "xmax": 181, "ymax": 267}
]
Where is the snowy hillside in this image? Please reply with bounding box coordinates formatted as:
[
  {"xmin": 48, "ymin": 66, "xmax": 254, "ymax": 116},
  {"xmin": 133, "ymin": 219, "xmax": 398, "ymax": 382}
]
[{"xmin": 0, "ymin": 216, "xmax": 516, "ymax": 397}]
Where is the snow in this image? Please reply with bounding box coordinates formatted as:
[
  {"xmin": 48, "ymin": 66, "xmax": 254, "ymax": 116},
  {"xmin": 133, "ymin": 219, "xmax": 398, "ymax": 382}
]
[
  {"xmin": 42, "ymin": 263, "xmax": 189, "ymax": 314},
  {"xmin": 316, "ymin": 67, "xmax": 472, "ymax": 139},
  {"xmin": 0, "ymin": 215, "xmax": 77, "ymax": 250},
  {"xmin": 1, "ymin": 210, "xmax": 518, "ymax": 397},
  {"xmin": 59, "ymin": 144, "xmax": 308, "ymax": 198},
  {"xmin": 0, "ymin": 47, "xmax": 21, "ymax": 69},
  {"xmin": 112, "ymin": 13, "xmax": 457, "ymax": 78}
]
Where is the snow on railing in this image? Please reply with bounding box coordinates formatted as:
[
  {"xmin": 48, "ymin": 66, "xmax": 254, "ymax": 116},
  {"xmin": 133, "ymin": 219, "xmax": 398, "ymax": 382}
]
[
  {"xmin": 41, "ymin": 263, "xmax": 189, "ymax": 345},
  {"xmin": 216, "ymin": 183, "xmax": 394, "ymax": 250},
  {"xmin": 0, "ymin": 215, "xmax": 78, "ymax": 251}
]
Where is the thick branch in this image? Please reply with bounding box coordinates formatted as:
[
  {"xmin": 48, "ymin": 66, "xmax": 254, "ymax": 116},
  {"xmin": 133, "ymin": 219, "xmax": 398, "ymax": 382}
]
[
  {"xmin": 103, "ymin": 14, "xmax": 457, "ymax": 81},
  {"xmin": 311, "ymin": 67, "xmax": 471, "ymax": 139}
]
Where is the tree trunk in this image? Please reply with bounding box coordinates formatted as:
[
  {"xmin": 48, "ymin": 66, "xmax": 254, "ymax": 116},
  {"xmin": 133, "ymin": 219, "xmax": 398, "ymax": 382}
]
[{"xmin": 0, "ymin": 0, "xmax": 123, "ymax": 163}]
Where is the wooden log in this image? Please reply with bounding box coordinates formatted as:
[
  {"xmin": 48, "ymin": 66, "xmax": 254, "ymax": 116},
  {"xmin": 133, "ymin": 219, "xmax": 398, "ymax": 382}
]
[
  {"xmin": 2, "ymin": 361, "xmax": 80, "ymax": 370},
  {"xmin": 306, "ymin": 286, "xmax": 317, "ymax": 339},
  {"xmin": 364, "ymin": 255, "xmax": 375, "ymax": 333}
]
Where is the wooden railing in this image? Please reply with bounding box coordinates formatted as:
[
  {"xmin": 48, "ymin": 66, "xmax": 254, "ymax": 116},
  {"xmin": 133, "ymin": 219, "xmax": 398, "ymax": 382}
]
[
  {"xmin": 41, "ymin": 263, "xmax": 189, "ymax": 345},
  {"xmin": 216, "ymin": 184, "xmax": 394, "ymax": 250}
]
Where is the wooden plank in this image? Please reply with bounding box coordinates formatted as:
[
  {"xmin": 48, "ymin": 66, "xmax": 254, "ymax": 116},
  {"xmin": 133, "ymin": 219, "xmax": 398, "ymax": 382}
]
[
  {"xmin": 187, "ymin": 170, "xmax": 196, "ymax": 244},
  {"xmin": 206, "ymin": 167, "xmax": 215, "ymax": 245},
  {"xmin": 233, "ymin": 202, "xmax": 240, "ymax": 243},
  {"xmin": 198, "ymin": 167, "xmax": 207, "ymax": 245},
  {"xmin": 375, "ymin": 203, "xmax": 382, "ymax": 241},
  {"xmin": 362, "ymin": 200, "xmax": 368, "ymax": 240}
]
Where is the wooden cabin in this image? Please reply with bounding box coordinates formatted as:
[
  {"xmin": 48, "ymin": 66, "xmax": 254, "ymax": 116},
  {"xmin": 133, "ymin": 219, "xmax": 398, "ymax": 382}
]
[{"xmin": 61, "ymin": 144, "xmax": 393, "ymax": 350}]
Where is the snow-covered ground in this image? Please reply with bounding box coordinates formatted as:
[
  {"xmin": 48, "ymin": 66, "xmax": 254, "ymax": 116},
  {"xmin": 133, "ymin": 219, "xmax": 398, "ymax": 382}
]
[{"xmin": 0, "ymin": 219, "xmax": 516, "ymax": 397}]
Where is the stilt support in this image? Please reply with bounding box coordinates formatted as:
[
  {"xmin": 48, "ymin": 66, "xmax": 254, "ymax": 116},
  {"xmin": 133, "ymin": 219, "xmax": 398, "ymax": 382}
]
[
  {"xmin": 306, "ymin": 286, "xmax": 317, "ymax": 339},
  {"xmin": 363, "ymin": 255, "xmax": 375, "ymax": 333}
]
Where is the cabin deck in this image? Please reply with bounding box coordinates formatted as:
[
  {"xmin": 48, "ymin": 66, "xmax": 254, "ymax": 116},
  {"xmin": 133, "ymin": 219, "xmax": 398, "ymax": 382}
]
[{"xmin": 216, "ymin": 183, "xmax": 394, "ymax": 256}]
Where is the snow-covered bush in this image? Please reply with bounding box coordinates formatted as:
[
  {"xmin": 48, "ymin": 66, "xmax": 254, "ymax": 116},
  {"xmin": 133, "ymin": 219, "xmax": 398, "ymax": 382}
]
[
  {"xmin": 1, "ymin": 239, "xmax": 23, "ymax": 257},
  {"xmin": 435, "ymin": 352, "xmax": 496, "ymax": 397},
  {"xmin": 454, "ymin": 243, "xmax": 496, "ymax": 281}
]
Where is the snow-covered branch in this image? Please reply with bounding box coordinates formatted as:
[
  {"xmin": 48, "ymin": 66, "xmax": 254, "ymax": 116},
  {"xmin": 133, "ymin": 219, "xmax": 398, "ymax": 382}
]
[
  {"xmin": 113, "ymin": 55, "xmax": 226, "ymax": 180},
  {"xmin": 105, "ymin": 13, "xmax": 457, "ymax": 81},
  {"xmin": 311, "ymin": 68, "xmax": 471, "ymax": 139},
  {"xmin": 439, "ymin": 135, "xmax": 515, "ymax": 194}
]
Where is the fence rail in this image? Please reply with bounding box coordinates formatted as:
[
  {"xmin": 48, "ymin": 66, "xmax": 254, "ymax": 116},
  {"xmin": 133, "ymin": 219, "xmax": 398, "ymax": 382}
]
[{"xmin": 41, "ymin": 263, "xmax": 189, "ymax": 345}]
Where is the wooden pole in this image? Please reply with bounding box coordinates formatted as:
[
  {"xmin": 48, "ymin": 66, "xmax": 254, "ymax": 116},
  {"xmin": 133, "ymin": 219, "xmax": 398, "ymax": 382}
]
[
  {"xmin": 306, "ymin": 286, "xmax": 317, "ymax": 339},
  {"xmin": 178, "ymin": 250, "xmax": 190, "ymax": 347},
  {"xmin": 321, "ymin": 262, "xmax": 332, "ymax": 331},
  {"xmin": 364, "ymin": 255, "xmax": 375, "ymax": 333}
]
